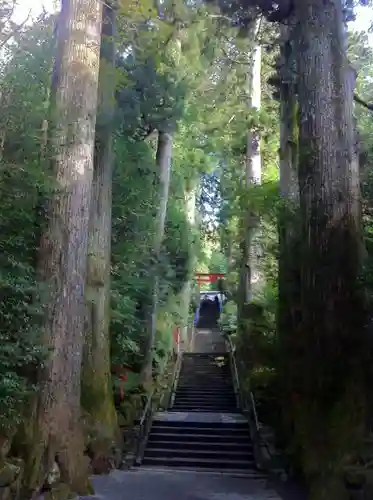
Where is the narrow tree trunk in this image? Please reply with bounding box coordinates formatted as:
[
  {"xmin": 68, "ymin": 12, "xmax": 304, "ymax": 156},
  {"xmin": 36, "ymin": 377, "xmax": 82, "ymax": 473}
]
[
  {"xmin": 246, "ymin": 39, "xmax": 262, "ymax": 300},
  {"xmin": 81, "ymin": 2, "xmax": 118, "ymax": 464},
  {"xmin": 141, "ymin": 130, "xmax": 173, "ymax": 384},
  {"xmin": 292, "ymin": 1, "xmax": 367, "ymax": 497},
  {"xmin": 238, "ymin": 21, "xmax": 261, "ymax": 328},
  {"xmin": 24, "ymin": 0, "xmax": 103, "ymax": 495},
  {"xmin": 181, "ymin": 182, "xmax": 197, "ymax": 349}
]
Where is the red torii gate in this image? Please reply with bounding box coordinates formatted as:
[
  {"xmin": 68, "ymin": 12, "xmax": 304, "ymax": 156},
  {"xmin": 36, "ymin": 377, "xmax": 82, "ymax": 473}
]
[{"xmin": 195, "ymin": 272, "xmax": 225, "ymax": 291}]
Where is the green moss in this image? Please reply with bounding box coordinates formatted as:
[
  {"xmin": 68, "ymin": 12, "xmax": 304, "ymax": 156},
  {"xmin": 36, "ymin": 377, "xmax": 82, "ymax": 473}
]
[
  {"xmin": 81, "ymin": 292, "xmax": 118, "ymax": 453},
  {"xmin": 81, "ymin": 381, "xmax": 117, "ymax": 432},
  {"xmin": 44, "ymin": 483, "xmax": 75, "ymax": 500},
  {"xmin": 0, "ymin": 460, "xmax": 21, "ymax": 487},
  {"xmin": 86, "ymin": 255, "xmax": 107, "ymax": 287},
  {"xmin": 288, "ymin": 383, "xmax": 367, "ymax": 499}
]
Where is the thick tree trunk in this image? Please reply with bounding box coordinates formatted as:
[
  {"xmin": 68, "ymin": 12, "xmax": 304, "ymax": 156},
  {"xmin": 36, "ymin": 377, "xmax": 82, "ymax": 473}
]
[
  {"xmin": 291, "ymin": 1, "xmax": 368, "ymax": 497},
  {"xmin": 141, "ymin": 130, "xmax": 173, "ymax": 384},
  {"xmin": 24, "ymin": 0, "xmax": 103, "ymax": 495},
  {"xmin": 277, "ymin": 28, "xmax": 299, "ymax": 326},
  {"xmin": 278, "ymin": 25, "xmax": 298, "ymax": 205},
  {"xmin": 81, "ymin": 2, "xmax": 118, "ymax": 466},
  {"xmin": 276, "ymin": 21, "xmax": 304, "ymax": 453}
]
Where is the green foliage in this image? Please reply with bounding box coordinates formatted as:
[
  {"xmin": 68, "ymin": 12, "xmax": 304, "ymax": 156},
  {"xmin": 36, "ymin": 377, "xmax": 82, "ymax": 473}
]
[
  {"xmin": 0, "ymin": 16, "xmax": 56, "ymax": 429},
  {"xmin": 0, "ymin": 6, "xmax": 200, "ymax": 429},
  {"xmin": 219, "ymin": 300, "xmax": 237, "ymax": 333}
]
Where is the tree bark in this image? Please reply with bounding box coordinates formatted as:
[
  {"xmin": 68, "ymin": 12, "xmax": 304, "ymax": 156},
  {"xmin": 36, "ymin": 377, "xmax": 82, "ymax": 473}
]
[
  {"xmin": 24, "ymin": 0, "xmax": 103, "ymax": 495},
  {"xmin": 140, "ymin": 130, "xmax": 173, "ymax": 384},
  {"xmin": 291, "ymin": 1, "xmax": 368, "ymax": 497},
  {"xmin": 278, "ymin": 24, "xmax": 298, "ymax": 205},
  {"xmin": 181, "ymin": 182, "xmax": 197, "ymax": 349},
  {"xmin": 238, "ymin": 19, "xmax": 261, "ymax": 328},
  {"xmin": 81, "ymin": 2, "xmax": 118, "ymax": 464},
  {"xmin": 277, "ymin": 25, "xmax": 299, "ymax": 327},
  {"xmin": 276, "ymin": 20, "xmax": 303, "ymax": 451},
  {"xmin": 246, "ymin": 39, "xmax": 262, "ymax": 300}
]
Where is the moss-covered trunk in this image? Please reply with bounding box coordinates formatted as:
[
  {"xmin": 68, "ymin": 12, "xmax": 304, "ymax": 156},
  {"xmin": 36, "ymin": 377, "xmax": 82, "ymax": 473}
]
[
  {"xmin": 141, "ymin": 130, "xmax": 173, "ymax": 384},
  {"xmin": 290, "ymin": 1, "xmax": 369, "ymax": 496},
  {"xmin": 23, "ymin": 0, "xmax": 103, "ymax": 495},
  {"xmin": 81, "ymin": 2, "xmax": 118, "ymax": 464}
]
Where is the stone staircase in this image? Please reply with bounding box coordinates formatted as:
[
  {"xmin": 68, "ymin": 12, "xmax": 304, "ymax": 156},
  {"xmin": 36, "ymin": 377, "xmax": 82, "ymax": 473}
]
[
  {"xmin": 172, "ymin": 352, "xmax": 237, "ymax": 412},
  {"xmin": 142, "ymin": 418, "xmax": 256, "ymax": 472},
  {"xmin": 138, "ymin": 346, "xmax": 262, "ymax": 475}
]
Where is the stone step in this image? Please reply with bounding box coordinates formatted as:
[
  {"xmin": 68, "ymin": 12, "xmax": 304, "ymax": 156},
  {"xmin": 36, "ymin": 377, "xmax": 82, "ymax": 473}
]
[
  {"xmin": 176, "ymin": 386, "xmax": 233, "ymax": 391},
  {"xmin": 182, "ymin": 353, "xmax": 228, "ymax": 357},
  {"xmin": 177, "ymin": 377, "xmax": 232, "ymax": 382},
  {"xmin": 171, "ymin": 407, "xmax": 240, "ymax": 413},
  {"xmin": 180, "ymin": 360, "xmax": 228, "ymax": 364},
  {"xmin": 151, "ymin": 420, "xmax": 249, "ymax": 429},
  {"xmin": 180, "ymin": 361, "xmax": 229, "ymax": 365},
  {"xmin": 172, "ymin": 405, "xmax": 237, "ymax": 411},
  {"xmin": 172, "ymin": 399, "xmax": 236, "ymax": 404},
  {"xmin": 141, "ymin": 455, "xmax": 256, "ymax": 470},
  {"xmin": 181, "ymin": 373, "xmax": 230, "ymax": 376},
  {"xmin": 174, "ymin": 391, "xmax": 235, "ymax": 397},
  {"xmin": 172, "ymin": 395, "xmax": 236, "ymax": 401},
  {"xmin": 179, "ymin": 367, "xmax": 230, "ymax": 372},
  {"xmin": 181, "ymin": 365, "xmax": 228, "ymax": 368},
  {"xmin": 180, "ymin": 366, "xmax": 230, "ymax": 370},
  {"xmin": 148, "ymin": 431, "xmax": 250, "ymax": 443},
  {"xmin": 175, "ymin": 391, "xmax": 234, "ymax": 396},
  {"xmin": 177, "ymin": 382, "xmax": 233, "ymax": 386},
  {"xmin": 177, "ymin": 379, "xmax": 233, "ymax": 384},
  {"xmin": 175, "ymin": 390, "xmax": 234, "ymax": 395},
  {"xmin": 173, "ymin": 399, "xmax": 236, "ymax": 404},
  {"xmin": 144, "ymin": 447, "xmax": 254, "ymax": 460},
  {"xmin": 176, "ymin": 388, "xmax": 234, "ymax": 392},
  {"xmin": 180, "ymin": 362, "xmax": 229, "ymax": 366},
  {"xmin": 176, "ymin": 381, "xmax": 233, "ymax": 386},
  {"xmin": 178, "ymin": 374, "xmax": 232, "ymax": 377},
  {"xmin": 173, "ymin": 398, "xmax": 236, "ymax": 403},
  {"xmin": 173, "ymin": 401, "xmax": 237, "ymax": 408},
  {"xmin": 179, "ymin": 371, "xmax": 230, "ymax": 374},
  {"xmin": 146, "ymin": 439, "xmax": 252, "ymax": 452},
  {"xmin": 178, "ymin": 373, "xmax": 230, "ymax": 377},
  {"xmin": 174, "ymin": 391, "xmax": 235, "ymax": 398},
  {"xmin": 137, "ymin": 465, "xmax": 267, "ymax": 478},
  {"xmin": 176, "ymin": 382, "xmax": 234, "ymax": 387},
  {"xmin": 176, "ymin": 391, "xmax": 235, "ymax": 401}
]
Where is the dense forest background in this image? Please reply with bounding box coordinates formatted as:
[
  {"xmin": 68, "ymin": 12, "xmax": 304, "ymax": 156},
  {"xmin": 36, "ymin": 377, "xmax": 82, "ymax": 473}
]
[{"xmin": 1, "ymin": 0, "xmax": 373, "ymax": 499}]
